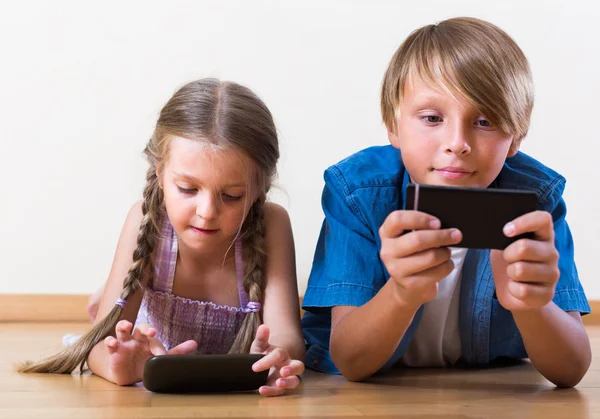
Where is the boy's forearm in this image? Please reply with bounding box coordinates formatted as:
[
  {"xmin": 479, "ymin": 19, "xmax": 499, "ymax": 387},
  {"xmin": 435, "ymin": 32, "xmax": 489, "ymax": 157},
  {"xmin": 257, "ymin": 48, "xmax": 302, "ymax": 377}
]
[
  {"xmin": 512, "ymin": 302, "xmax": 591, "ymax": 387},
  {"xmin": 330, "ymin": 280, "xmax": 419, "ymax": 381}
]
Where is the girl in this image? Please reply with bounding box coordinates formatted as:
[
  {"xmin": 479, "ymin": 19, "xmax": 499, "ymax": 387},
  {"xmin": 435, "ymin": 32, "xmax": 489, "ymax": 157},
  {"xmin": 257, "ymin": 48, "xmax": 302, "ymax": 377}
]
[{"xmin": 20, "ymin": 78, "xmax": 306, "ymax": 396}]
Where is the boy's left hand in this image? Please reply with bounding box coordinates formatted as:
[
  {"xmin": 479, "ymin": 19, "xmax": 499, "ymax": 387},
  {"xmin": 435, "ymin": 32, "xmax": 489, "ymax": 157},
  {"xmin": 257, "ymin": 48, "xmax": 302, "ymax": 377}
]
[
  {"xmin": 490, "ymin": 211, "xmax": 560, "ymax": 312},
  {"xmin": 250, "ymin": 324, "xmax": 305, "ymax": 396}
]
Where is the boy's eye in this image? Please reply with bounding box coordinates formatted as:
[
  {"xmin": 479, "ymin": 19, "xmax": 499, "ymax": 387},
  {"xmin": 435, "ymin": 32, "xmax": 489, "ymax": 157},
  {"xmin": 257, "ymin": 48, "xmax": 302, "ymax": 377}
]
[
  {"xmin": 177, "ymin": 186, "xmax": 196, "ymax": 194},
  {"xmin": 422, "ymin": 115, "xmax": 442, "ymax": 123},
  {"xmin": 475, "ymin": 119, "xmax": 492, "ymax": 127}
]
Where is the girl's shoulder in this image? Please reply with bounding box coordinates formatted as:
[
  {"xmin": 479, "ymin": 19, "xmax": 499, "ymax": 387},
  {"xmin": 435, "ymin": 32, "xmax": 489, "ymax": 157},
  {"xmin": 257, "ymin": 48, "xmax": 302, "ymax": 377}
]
[{"xmin": 263, "ymin": 202, "xmax": 292, "ymax": 235}]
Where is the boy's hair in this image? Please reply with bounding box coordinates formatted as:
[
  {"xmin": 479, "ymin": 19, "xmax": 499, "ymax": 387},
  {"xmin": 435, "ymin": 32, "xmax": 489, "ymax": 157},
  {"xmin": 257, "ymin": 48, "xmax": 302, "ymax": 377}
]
[
  {"xmin": 381, "ymin": 17, "xmax": 533, "ymax": 145},
  {"xmin": 20, "ymin": 78, "xmax": 279, "ymax": 374}
]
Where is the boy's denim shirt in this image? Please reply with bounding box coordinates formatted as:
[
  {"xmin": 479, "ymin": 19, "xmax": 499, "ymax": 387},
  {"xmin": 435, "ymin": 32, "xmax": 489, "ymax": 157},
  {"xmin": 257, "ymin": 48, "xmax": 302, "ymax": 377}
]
[{"xmin": 301, "ymin": 145, "xmax": 590, "ymax": 374}]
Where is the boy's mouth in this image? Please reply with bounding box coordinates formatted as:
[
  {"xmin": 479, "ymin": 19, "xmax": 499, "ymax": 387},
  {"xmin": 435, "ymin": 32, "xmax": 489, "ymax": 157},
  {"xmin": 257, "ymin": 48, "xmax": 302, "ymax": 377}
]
[{"xmin": 434, "ymin": 166, "xmax": 474, "ymax": 179}]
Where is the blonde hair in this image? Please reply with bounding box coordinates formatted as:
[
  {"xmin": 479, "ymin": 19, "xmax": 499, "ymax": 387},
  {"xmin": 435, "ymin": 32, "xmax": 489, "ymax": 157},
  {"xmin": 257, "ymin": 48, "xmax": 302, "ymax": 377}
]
[
  {"xmin": 19, "ymin": 78, "xmax": 279, "ymax": 374},
  {"xmin": 381, "ymin": 17, "xmax": 533, "ymax": 145}
]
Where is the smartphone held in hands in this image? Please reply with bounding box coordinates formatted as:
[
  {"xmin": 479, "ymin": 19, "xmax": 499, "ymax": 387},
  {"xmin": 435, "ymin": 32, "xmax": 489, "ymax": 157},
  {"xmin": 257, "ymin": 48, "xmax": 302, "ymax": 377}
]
[{"xmin": 405, "ymin": 184, "xmax": 538, "ymax": 250}]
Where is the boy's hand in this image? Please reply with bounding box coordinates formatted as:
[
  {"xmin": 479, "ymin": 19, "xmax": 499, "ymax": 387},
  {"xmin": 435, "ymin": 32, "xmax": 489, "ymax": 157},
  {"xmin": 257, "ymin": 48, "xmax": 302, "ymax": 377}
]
[
  {"xmin": 379, "ymin": 210, "xmax": 462, "ymax": 309},
  {"xmin": 491, "ymin": 211, "xmax": 559, "ymax": 311},
  {"xmin": 250, "ymin": 325, "xmax": 305, "ymax": 397},
  {"xmin": 104, "ymin": 320, "xmax": 197, "ymax": 386}
]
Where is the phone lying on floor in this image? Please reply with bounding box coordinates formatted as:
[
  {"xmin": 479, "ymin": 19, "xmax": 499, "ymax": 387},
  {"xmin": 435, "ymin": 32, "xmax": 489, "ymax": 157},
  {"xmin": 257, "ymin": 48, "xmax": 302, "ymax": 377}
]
[
  {"xmin": 143, "ymin": 354, "xmax": 269, "ymax": 393},
  {"xmin": 404, "ymin": 184, "xmax": 538, "ymax": 250}
]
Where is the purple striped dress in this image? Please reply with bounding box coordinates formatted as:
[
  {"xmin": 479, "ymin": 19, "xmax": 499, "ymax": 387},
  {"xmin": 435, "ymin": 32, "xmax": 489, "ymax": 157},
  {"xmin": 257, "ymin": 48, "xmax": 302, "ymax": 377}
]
[{"xmin": 135, "ymin": 218, "xmax": 251, "ymax": 354}]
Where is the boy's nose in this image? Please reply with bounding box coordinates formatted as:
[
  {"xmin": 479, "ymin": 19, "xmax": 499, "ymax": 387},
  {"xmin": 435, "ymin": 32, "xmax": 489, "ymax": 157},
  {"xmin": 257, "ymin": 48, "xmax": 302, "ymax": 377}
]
[{"xmin": 444, "ymin": 124, "xmax": 472, "ymax": 155}]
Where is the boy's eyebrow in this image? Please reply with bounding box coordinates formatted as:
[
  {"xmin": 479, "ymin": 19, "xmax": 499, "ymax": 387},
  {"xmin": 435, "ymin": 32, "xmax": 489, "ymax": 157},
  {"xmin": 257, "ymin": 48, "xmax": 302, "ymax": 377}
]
[{"xmin": 172, "ymin": 172, "xmax": 246, "ymax": 188}]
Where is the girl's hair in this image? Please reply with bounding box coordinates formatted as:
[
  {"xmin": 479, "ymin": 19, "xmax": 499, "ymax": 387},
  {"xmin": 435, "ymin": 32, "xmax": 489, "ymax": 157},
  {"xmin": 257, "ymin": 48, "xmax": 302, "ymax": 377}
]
[
  {"xmin": 19, "ymin": 78, "xmax": 279, "ymax": 373},
  {"xmin": 381, "ymin": 17, "xmax": 534, "ymax": 146}
]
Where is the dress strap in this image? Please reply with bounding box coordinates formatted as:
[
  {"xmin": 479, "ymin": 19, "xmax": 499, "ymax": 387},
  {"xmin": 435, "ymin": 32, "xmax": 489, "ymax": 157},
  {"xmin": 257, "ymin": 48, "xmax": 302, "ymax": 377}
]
[{"xmin": 153, "ymin": 218, "xmax": 177, "ymax": 293}]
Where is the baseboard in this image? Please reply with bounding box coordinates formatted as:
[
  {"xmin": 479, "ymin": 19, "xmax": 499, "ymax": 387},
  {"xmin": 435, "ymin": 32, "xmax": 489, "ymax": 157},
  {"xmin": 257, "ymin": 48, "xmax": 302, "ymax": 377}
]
[
  {"xmin": 0, "ymin": 294, "xmax": 90, "ymax": 322},
  {"xmin": 0, "ymin": 294, "xmax": 597, "ymax": 324}
]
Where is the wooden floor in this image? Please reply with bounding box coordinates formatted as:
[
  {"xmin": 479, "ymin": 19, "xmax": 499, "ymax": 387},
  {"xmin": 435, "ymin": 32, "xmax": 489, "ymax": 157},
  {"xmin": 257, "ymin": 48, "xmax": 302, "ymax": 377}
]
[{"xmin": 1, "ymin": 323, "xmax": 599, "ymax": 419}]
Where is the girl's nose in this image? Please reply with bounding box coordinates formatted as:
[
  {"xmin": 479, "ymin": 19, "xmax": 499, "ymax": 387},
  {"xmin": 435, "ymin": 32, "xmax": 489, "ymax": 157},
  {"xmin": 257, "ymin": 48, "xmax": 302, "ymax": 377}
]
[{"xmin": 196, "ymin": 193, "xmax": 218, "ymax": 220}]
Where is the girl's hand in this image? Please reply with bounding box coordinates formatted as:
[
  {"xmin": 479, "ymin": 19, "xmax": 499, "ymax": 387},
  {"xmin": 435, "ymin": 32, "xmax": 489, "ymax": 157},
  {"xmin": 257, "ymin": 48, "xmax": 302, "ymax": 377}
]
[
  {"xmin": 104, "ymin": 320, "xmax": 197, "ymax": 386},
  {"xmin": 491, "ymin": 211, "xmax": 560, "ymax": 312},
  {"xmin": 250, "ymin": 325, "xmax": 305, "ymax": 396},
  {"xmin": 86, "ymin": 286, "xmax": 104, "ymax": 322}
]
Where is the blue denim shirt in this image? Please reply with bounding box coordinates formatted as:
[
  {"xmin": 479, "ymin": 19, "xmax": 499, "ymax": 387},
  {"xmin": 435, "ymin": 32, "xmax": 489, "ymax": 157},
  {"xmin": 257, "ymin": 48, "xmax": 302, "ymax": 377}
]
[{"xmin": 301, "ymin": 145, "xmax": 590, "ymax": 374}]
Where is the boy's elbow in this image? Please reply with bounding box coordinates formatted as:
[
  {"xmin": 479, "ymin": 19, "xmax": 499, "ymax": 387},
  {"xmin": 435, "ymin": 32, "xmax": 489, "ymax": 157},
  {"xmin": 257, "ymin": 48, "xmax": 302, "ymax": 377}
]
[
  {"xmin": 552, "ymin": 363, "xmax": 590, "ymax": 388},
  {"xmin": 330, "ymin": 347, "xmax": 373, "ymax": 382}
]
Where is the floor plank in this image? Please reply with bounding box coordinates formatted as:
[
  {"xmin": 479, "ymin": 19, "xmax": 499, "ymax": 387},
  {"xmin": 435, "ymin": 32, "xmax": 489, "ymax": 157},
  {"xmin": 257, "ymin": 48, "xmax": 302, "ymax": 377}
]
[{"xmin": 1, "ymin": 322, "xmax": 598, "ymax": 418}]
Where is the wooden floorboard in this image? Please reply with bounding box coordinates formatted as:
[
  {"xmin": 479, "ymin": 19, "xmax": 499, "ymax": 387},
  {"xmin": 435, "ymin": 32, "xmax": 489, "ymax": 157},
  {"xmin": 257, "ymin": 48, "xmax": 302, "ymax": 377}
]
[{"xmin": 1, "ymin": 322, "xmax": 599, "ymax": 418}]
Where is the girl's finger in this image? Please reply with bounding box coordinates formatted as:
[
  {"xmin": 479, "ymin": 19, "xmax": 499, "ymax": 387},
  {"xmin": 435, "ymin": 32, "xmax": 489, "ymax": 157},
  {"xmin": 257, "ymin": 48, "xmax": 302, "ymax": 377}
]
[
  {"xmin": 148, "ymin": 336, "xmax": 168, "ymax": 356},
  {"xmin": 132, "ymin": 324, "xmax": 156, "ymax": 341},
  {"xmin": 280, "ymin": 360, "xmax": 305, "ymax": 378},
  {"xmin": 252, "ymin": 347, "xmax": 289, "ymax": 372},
  {"xmin": 104, "ymin": 336, "xmax": 119, "ymax": 355},
  {"xmin": 115, "ymin": 320, "xmax": 133, "ymax": 342},
  {"xmin": 250, "ymin": 324, "xmax": 271, "ymax": 354},
  {"xmin": 258, "ymin": 385, "xmax": 285, "ymax": 397},
  {"xmin": 167, "ymin": 340, "xmax": 198, "ymax": 355},
  {"xmin": 276, "ymin": 375, "xmax": 300, "ymax": 389}
]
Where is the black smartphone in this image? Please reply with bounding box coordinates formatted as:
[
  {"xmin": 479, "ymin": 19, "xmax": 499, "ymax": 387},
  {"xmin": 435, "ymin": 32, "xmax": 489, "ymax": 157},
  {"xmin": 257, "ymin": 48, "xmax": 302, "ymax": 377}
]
[
  {"xmin": 142, "ymin": 354, "xmax": 269, "ymax": 393},
  {"xmin": 404, "ymin": 184, "xmax": 538, "ymax": 250}
]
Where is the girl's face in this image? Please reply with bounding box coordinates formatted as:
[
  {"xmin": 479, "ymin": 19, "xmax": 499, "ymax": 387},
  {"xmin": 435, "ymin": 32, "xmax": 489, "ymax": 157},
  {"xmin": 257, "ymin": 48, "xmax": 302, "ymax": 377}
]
[
  {"xmin": 388, "ymin": 75, "xmax": 518, "ymax": 188},
  {"xmin": 160, "ymin": 136, "xmax": 259, "ymax": 254}
]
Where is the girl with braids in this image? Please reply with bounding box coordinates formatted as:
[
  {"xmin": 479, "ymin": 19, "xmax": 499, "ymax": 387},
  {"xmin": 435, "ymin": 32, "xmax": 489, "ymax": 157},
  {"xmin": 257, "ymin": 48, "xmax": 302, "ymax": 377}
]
[{"xmin": 20, "ymin": 78, "xmax": 306, "ymax": 396}]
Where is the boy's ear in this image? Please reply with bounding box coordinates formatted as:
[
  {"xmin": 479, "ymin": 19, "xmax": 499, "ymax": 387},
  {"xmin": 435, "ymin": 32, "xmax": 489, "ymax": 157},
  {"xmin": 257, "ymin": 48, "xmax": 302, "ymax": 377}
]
[
  {"xmin": 507, "ymin": 138, "xmax": 520, "ymax": 158},
  {"xmin": 388, "ymin": 129, "xmax": 401, "ymax": 150}
]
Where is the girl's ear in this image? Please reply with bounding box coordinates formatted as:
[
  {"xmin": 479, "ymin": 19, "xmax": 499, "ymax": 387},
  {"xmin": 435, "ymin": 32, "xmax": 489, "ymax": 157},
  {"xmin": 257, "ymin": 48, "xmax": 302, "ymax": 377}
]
[{"xmin": 156, "ymin": 168, "xmax": 163, "ymax": 189}]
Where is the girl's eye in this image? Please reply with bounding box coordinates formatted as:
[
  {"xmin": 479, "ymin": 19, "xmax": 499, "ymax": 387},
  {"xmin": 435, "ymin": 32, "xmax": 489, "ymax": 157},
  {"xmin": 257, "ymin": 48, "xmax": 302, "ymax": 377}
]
[
  {"xmin": 422, "ymin": 115, "xmax": 442, "ymax": 123},
  {"xmin": 223, "ymin": 194, "xmax": 243, "ymax": 201},
  {"xmin": 475, "ymin": 119, "xmax": 492, "ymax": 128},
  {"xmin": 177, "ymin": 186, "xmax": 196, "ymax": 194}
]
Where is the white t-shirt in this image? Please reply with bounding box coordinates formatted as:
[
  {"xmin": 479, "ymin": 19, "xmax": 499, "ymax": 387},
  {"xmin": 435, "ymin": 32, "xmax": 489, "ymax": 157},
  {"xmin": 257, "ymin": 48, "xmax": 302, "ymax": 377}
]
[{"xmin": 400, "ymin": 247, "xmax": 468, "ymax": 367}]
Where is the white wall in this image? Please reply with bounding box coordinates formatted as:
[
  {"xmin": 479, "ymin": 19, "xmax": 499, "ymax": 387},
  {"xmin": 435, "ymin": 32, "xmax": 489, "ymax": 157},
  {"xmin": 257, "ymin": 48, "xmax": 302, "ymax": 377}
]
[{"xmin": 1, "ymin": 0, "xmax": 599, "ymax": 299}]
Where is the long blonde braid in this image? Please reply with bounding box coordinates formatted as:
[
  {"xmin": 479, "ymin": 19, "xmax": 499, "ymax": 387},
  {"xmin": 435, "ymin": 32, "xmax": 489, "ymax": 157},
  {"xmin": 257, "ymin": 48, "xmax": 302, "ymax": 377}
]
[
  {"xmin": 228, "ymin": 193, "xmax": 267, "ymax": 354},
  {"xmin": 18, "ymin": 153, "xmax": 164, "ymax": 374}
]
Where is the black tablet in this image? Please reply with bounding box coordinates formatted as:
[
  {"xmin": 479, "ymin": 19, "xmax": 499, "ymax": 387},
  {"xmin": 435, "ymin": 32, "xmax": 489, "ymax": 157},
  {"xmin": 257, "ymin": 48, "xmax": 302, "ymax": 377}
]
[
  {"xmin": 405, "ymin": 184, "xmax": 538, "ymax": 250},
  {"xmin": 142, "ymin": 354, "xmax": 269, "ymax": 393}
]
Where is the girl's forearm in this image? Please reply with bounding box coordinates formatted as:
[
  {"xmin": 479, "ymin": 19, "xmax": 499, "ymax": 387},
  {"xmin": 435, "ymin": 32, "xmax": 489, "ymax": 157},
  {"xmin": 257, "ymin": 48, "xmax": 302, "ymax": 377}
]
[{"xmin": 87, "ymin": 342, "xmax": 119, "ymax": 384}]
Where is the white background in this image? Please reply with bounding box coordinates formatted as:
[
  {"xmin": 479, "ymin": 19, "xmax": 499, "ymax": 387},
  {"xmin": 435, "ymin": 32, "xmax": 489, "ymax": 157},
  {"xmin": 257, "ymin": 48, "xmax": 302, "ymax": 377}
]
[{"xmin": 1, "ymin": 0, "xmax": 598, "ymax": 299}]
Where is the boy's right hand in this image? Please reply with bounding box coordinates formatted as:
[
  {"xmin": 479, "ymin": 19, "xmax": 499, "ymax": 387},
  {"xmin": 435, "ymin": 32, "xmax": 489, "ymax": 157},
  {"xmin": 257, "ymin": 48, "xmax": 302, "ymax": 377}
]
[
  {"xmin": 104, "ymin": 320, "xmax": 197, "ymax": 386},
  {"xmin": 379, "ymin": 210, "xmax": 462, "ymax": 309}
]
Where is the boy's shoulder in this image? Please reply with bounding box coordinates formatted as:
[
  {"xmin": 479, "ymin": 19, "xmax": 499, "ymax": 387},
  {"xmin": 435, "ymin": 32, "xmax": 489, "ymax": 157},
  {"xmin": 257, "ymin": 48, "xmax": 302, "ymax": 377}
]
[
  {"xmin": 498, "ymin": 152, "xmax": 567, "ymax": 208},
  {"xmin": 324, "ymin": 145, "xmax": 403, "ymax": 193}
]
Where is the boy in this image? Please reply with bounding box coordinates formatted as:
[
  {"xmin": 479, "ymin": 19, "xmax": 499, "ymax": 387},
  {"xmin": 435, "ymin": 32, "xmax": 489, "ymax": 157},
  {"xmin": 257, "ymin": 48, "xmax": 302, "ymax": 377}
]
[{"xmin": 301, "ymin": 17, "xmax": 590, "ymax": 387}]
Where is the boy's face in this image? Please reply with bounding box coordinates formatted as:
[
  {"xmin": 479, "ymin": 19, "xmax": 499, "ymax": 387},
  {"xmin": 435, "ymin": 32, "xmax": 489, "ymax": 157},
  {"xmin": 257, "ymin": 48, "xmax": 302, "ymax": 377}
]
[{"xmin": 388, "ymin": 76, "xmax": 518, "ymax": 188}]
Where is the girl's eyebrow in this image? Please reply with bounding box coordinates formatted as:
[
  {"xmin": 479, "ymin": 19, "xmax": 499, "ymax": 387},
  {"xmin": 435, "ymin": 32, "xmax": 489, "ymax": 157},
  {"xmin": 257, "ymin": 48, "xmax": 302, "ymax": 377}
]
[{"xmin": 173, "ymin": 172, "xmax": 246, "ymax": 188}]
